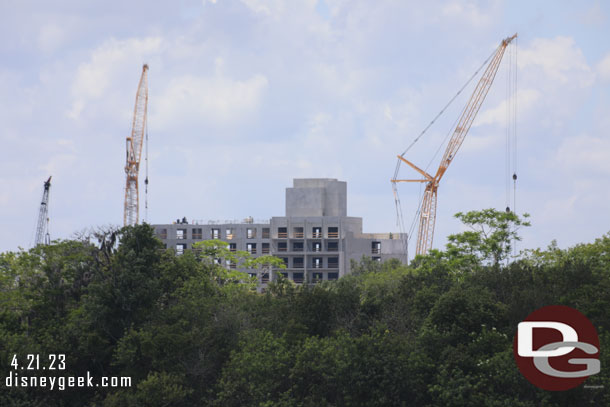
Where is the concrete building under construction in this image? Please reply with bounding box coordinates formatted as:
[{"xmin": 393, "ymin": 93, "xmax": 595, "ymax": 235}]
[{"xmin": 153, "ymin": 178, "xmax": 406, "ymax": 287}]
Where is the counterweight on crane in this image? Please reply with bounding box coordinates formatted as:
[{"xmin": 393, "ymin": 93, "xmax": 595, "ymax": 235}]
[
  {"xmin": 392, "ymin": 34, "xmax": 517, "ymax": 257},
  {"xmin": 34, "ymin": 176, "xmax": 52, "ymax": 246},
  {"xmin": 124, "ymin": 64, "xmax": 149, "ymax": 226}
]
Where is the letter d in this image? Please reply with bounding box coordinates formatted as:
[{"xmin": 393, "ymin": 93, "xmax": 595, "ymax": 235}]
[
  {"xmin": 5, "ymin": 371, "xmax": 13, "ymax": 387},
  {"xmin": 518, "ymin": 321, "xmax": 578, "ymax": 357}
]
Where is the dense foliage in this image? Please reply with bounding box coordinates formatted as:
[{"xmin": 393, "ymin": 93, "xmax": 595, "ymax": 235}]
[{"xmin": 1, "ymin": 210, "xmax": 609, "ymax": 406}]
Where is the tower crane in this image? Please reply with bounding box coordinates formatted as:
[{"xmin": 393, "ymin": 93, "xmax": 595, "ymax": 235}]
[
  {"xmin": 34, "ymin": 176, "xmax": 52, "ymax": 246},
  {"xmin": 124, "ymin": 64, "xmax": 149, "ymax": 226},
  {"xmin": 392, "ymin": 34, "xmax": 517, "ymax": 257}
]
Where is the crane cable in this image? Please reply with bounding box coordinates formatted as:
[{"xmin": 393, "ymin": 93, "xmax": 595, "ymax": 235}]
[
  {"xmin": 505, "ymin": 41, "xmax": 512, "ymax": 213},
  {"xmin": 513, "ymin": 38, "xmax": 519, "ymax": 218},
  {"xmin": 503, "ymin": 39, "xmax": 518, "ymax": 259},
  {"xmin": 512, "ymin": 38, "xmax": 519, "ymax": 256},
  {"xmin": 144, "ymin": 125, "xmax": 149, "ymax": 223},
  {"xmin": 393, "ymin": 45, "xmax": 499, "ymax": 180}
]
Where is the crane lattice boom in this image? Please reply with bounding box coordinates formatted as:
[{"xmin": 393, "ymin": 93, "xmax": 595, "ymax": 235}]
[
  {"xmin": 392, "ymin": 34, "xmax": 517, "ymax": 256},
  {"xmin": 35, "ymin": 176, "xmax": 52, "ymax": 246},
  {"xmin": 124, "ymin": 64, "xmax": 149, "ymax": 226}
]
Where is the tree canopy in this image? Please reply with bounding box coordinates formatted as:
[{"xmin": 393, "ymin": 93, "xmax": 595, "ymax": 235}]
[{"xmin": 0, "ymin": 212, "xmax": 608, "ymax": 406}]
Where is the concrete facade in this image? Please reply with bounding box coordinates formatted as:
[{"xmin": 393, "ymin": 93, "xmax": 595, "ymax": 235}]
[
  {"xmin": 153, "ymin": 179, "xmax": 406, "ymax": 288},
  {"xmin": 286, "ymin": 178, "xmax": 347, "ymax": 217}
]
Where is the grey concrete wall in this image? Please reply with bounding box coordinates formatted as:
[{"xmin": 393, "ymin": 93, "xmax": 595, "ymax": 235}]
[
  {"xmin": 286, "ymin": 187, "xmax": 325, "ymax": 217},
  {"xmin": 323, "ymin": 179, "xmax": 347, "ymax": 217},
  {"xmin": 286, "ymin": 178, "xmax": 346, "ymax": 217}
]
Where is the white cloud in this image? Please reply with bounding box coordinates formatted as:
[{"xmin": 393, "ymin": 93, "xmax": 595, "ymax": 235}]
[
  {"xmin": 519, "ymin": 36, "xmax": 594, "ymax": 88},
  {"xmin": 597, "ymin": 53, "xmax": 610, "ymax": 82},
  {"xmin": 40, "ymin": 153, "xmax": 78, "ymax": 176},
  {"xmin": 475, "ymin": 89, "xmax": 541, "ymax": 127},
  {"xmin": 68, "ymin": 37, "xmax": 163, "ymax": 119},
  {"xmin": 554, "ymin": 134, "xmax": 610, "ymax": 177},
  {"xmin": 152, "ymin": 72, "xmax": 269, "ymax": 129},
  {"xmin": 578, "ymin": 1, "xmax": 607, "ymax": 26},
  {"xmin": 240, "ymin": 0, "xmax": 274, "ymax": 15},
  {"xmin": 38, "ymin": 23, "xmax": 66, "ymax": 53},
  {"xmin": 239, "ymin": 0, "xmax": 303, "ymax": 17},
  {"xmin": 441, "ymin": 1, "xmax": 492, "ymax": 28}
]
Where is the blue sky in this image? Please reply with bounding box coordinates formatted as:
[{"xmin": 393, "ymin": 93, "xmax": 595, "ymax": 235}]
[{"xmin": 1, "ymin": 0, "xmax": 609, "ymax": 255}]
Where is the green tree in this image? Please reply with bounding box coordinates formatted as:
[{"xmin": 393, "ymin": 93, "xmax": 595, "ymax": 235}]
[{"xmin": 445, "ymin": 209, "xmax": 530, "ymax": 268}]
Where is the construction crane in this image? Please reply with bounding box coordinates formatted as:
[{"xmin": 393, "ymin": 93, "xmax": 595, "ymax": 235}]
[
  {"xmin": 34, "ymin": 176, "xmax": 52, "ymax": 246},
  {"xmin": 392, "ymin": 33, "xmax": 517, "ymax": 257},
  {"xmin": 124, "ymin": 64, "xmax": 149, "ymax": 226}
]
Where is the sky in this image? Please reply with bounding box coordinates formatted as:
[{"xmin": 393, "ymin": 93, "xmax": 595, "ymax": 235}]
[{"xmin": 1, "ymin": 0, "xmax": 609, "ymax": 257}]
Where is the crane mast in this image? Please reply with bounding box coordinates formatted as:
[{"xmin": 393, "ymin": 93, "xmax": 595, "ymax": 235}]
[
  {"xmin": 35, "ymin": 176, "xmax": 52, "ymax": 246},
  {"xmin": 392, "ymin": 34, "xmax": 517, "ymax": 256},
  {"xmin": 124, "ymin": 64, "xmax": 149, "ymax": 226}
]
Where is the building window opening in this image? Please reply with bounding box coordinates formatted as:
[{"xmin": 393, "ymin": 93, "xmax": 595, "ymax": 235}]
[
  {"xmin": 176, "ymin": 243, "xmax": 186, "ymax": 255},
  {"xmin": 312, "ymin": 272, "xmax": 323, "ymax": 282},
  {"xmin": 247, "ymin": 228, "xmax": 256, "ymax": 239},
  {"xmin": 211, "ymin": 228, "xmax": 220, "ymax": 239},
  {"xmin": 313, "ymin": 257, "xmax": 323, "ymax": 269},
  {"xmin": 372, "ymin": 241, "xmax": 381, "ymax": 254},
  {"xmin": 312, "ymin": 227, "xmax": 322, "ymax": 238},
  {"xmin": 293, "ymin": 257, "xmax": 304, "ymax": 268},
  {"xmin": 328, "ymin": 257, "xmax": 339, "ymax": 268},
  {"xmin": 328, "ymin": 227, "xmax": 339, "ymax": 238},
  {"xmin": 328, "ymin": 272, "xmax": 339, "ymax": 280},
  {"xmin": 247, "ymin": 243, "xmax": 257, "ymax": 254},
  {"xmin": 228, "ymin": 243, "xmax": 237, "ymax": 252},
  {"xmin": 278, "ymin": 242, "xmax": 288, "ymax": 252},
  {"xmin": 293, "ymin": 272, "xmax": 304, "ymax": 284},
  {"xmin": 278, "ymin": 227, "xmax": 288, "ymax": 238},
  {"xmin": 158, "ymin": 228, "xmax": 168, "ymax": 239},
  {"xmin": 262, "ymin": 228, "xmax": 270, "ymax": 238},
  {"xmin": 262, "ymin": 242, "xmax": 270, "ymax": 254},
  {"xmin": 293, "ymin": 227, "xmax": 304, "ymax": 238},
  {"xmin": 176, "ymin": 229, "xmax": 186, "ymax": 240},
  {"xmin": 327, "ymin": 241, "xmax": 338, "ymax": 252},
  {"xmin": 193, "ymin": 228, "xmax": 202, "ymax": 240},
  {"xmin": 292, "ymin": 242, "xmax": 304, "ymax": 252},
  {"xmin": 226, "ymin": 228, "xmax": 234, "ymax": 240},
  {"xmin": 313, "ymin": 242, "xmax": 322, "ymax": 252}
]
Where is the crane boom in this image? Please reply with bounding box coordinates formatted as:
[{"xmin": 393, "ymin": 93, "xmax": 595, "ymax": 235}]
[
  {"xmin": 35, "ymin": 176, "xmax": 52, "ymax": 246},
  {"xmin": 124, "ymin": 64, "xmax": 149, "ymax": 226},
  {"xmin": 393, "ymin": 34, "xmax": 517, "ymax": 256},
  {"xmin": 434, "ymin": 34, "xmax": 516, "ymax": 182}
]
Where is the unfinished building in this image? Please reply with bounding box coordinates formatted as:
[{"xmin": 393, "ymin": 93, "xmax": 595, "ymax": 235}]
[{"xmin": 153, "ymin": 179, "xmax": 406, "ymax": 287}]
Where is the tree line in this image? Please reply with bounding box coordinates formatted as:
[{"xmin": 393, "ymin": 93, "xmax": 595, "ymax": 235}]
[{"xmin": 0, "ymin": 209, "xmax": 608, "ymax": 406}]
